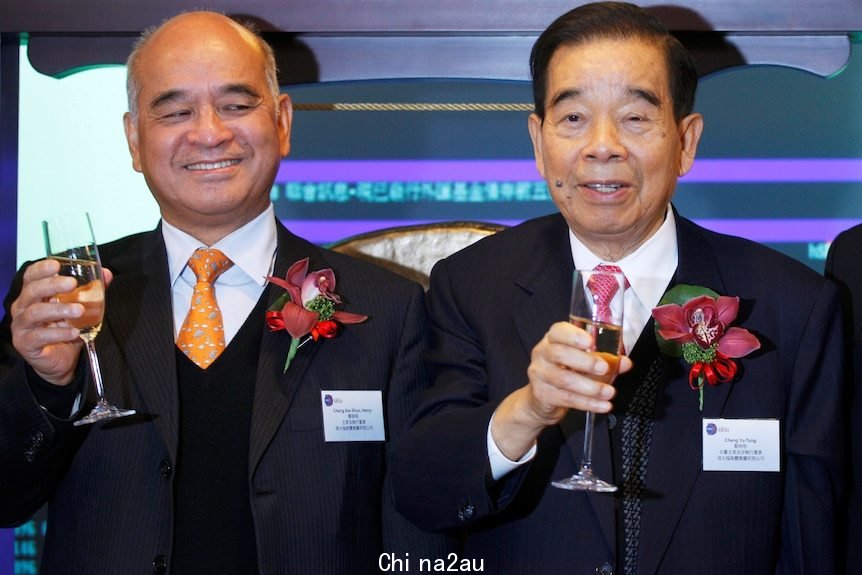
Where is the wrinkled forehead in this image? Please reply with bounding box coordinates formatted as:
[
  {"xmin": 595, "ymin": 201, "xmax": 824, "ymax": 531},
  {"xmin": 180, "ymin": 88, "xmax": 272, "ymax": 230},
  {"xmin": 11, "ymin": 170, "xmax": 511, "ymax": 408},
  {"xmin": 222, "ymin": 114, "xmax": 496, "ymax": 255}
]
[
  {"xmin": 548, "ymin": 37, "xmax": 672, "ymax": 97},
  {"xmin": 137, "ymin": 23, "xmax": 266, "ymax": 98}
]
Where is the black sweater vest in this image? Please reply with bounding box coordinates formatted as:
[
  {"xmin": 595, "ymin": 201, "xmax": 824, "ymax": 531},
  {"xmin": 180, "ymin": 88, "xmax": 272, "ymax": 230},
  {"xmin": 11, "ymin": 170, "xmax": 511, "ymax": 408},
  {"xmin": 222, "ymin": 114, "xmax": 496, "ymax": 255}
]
[{"xmin": 170, "ymin": 294, "xmax": 266, "ymax": 574}]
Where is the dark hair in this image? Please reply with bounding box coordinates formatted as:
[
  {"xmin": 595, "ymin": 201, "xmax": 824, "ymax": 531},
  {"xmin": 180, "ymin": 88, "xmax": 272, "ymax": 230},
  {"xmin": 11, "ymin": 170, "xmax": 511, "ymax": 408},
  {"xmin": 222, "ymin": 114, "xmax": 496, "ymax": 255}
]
[{"xmin": 529, "ymin": 1, "xmax": 697, "ymax": 121}]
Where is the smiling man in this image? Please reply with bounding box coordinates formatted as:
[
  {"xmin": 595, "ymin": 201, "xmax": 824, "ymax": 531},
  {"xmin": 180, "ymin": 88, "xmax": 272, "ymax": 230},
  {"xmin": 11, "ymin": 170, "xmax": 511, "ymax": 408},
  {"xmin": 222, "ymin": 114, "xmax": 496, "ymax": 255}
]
[
  {"xmin": 0, "ymin": 11, "xmax": 451, "ymax": 574},
  {"xmin": 392, "ymin": 3, "xmax": 847, "ymax": 573}
]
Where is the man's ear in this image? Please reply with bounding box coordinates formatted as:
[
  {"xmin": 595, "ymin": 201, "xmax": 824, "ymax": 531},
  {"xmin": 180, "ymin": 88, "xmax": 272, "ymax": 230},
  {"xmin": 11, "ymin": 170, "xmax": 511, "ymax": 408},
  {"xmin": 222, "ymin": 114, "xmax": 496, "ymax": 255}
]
[
  {"xmin": 276, "ymin": 93, "xmax": 293, "ymax": 158},
  {"xmin": 527, "ymin": 112, "xmax": 546, "ymax": 180},
  {"xmin": 677, "ymin": 112, "xmax": 704, "ymax": 177},
  {"xmin": 123, "ymin": 112, "xmax": 143, "ymax": 173}
]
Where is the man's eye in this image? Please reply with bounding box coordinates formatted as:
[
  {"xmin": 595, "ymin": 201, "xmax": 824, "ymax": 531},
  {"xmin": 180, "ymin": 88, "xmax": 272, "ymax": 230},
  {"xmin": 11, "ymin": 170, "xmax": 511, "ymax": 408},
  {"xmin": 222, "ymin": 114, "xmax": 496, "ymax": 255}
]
[
  {"xmin": 160, "ymin": 110, "xmax": 190, "ymax": 120},
  {"xmin": 223, "ymin": 103, "xmax": 254, "ymax": 113},
  {"xmin": 564, "ymin": 114, "xmax": 581, "ymax": 123}
]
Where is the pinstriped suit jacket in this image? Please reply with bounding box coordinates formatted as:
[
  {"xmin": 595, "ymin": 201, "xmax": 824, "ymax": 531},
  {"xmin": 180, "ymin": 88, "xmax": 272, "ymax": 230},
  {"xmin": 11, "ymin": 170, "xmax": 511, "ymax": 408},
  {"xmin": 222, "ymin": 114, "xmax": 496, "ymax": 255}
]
[
  {"xmin": 0, "ymin": 218, "xmax": 452, "ymax": 574},
  {"xmin": 393, "ymin": 211, "xmax": 847, "ymax": 574}
]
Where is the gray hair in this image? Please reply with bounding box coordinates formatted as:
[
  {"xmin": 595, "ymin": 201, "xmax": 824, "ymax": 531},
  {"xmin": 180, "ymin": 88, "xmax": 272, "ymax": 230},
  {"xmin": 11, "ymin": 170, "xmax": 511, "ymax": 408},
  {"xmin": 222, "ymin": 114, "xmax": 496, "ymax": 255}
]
[{"xmin": 125, "ymin": 13, "xmax": 280, "ymax": 120}]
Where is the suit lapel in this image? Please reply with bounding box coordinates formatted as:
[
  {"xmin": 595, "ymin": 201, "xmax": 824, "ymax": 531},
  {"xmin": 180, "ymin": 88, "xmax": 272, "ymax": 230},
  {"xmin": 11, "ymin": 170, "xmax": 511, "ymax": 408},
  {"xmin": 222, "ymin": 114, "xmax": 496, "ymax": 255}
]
[
  {"xmin": 511, "ymin": 228, "xmax": 572, "ymax": 361},
  {"xmin": 102, "ymin": 230, "xmax": 180, "ymax": 460},
  {"xmin": 249, "ymin": 223, "xmax": 326, "ymax": 474},
  {"xmin": 638, "ymin": 214, "xmax": 736, "ymax": 575}
]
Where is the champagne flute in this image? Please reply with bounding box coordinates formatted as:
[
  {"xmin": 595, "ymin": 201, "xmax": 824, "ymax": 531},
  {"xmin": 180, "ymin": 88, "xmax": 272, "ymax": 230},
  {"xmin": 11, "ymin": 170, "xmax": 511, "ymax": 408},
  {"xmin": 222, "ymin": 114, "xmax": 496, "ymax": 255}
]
[
  {"xmin": 552, "ymin": 268, "xmax": 624, "ymax": 492},
  {"xmin": 43, "ymin": 213, "xmax": 135, "ymax": 426}
]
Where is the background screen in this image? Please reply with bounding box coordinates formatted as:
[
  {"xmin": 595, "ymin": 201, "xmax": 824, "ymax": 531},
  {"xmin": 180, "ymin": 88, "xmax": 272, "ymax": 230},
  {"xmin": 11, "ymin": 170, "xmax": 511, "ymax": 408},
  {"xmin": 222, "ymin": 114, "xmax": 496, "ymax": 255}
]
[{"xmin": 14, "ymin": 38, "xmax": 862, "ymax": 271}]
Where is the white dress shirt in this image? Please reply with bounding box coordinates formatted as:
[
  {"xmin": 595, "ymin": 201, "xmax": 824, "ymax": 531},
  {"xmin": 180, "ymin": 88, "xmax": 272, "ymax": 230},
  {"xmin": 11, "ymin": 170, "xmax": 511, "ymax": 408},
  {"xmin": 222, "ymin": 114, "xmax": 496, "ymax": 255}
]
[
  {"xmin": 163, "ymin": 204, "xmax": 278, "ymax": 344},
  {"xmin": 488, "ymin": 208, "xmax": 679, "ymax": 479},
  {"xmin": 570, "ymin": 209, "xmax": 679, "ymax": 355}
]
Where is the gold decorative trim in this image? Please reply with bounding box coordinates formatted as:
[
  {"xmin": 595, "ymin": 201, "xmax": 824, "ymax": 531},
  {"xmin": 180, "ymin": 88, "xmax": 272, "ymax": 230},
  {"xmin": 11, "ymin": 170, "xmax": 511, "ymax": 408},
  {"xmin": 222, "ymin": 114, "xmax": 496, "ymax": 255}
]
[{"xmin": 293, "ymin": 102, "xmax": 533, "ymax": 112}]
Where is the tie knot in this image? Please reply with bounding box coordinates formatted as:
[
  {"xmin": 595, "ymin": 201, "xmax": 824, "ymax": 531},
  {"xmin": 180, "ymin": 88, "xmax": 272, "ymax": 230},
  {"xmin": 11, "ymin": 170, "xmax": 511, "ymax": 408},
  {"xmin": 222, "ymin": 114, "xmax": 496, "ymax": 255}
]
[
  {"xmin": 187, "ymin": 248, "xmax": 233, "ymax": 284},
  {"xmin": 587, "ymin": 265, "xmax": 627, "ymax": 321},
  {"xmin": 594, "ymin": 263, "xmax": 622, "ymax": 274},
  {"xmin": 593, "ymin": 264, "xmax": 630, "ymax": 288}
]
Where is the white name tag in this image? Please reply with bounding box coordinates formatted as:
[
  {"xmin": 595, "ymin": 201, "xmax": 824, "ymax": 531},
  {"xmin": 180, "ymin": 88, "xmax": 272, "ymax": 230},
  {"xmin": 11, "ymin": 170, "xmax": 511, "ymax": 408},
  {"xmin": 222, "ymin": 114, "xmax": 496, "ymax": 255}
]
[
  {"xmin": 321, "ymin": 390, "xmax": 386, "ymax": 442},
  {"xmin": 702, "ymin": 418, "xmax": 780, "ymax": 472}
]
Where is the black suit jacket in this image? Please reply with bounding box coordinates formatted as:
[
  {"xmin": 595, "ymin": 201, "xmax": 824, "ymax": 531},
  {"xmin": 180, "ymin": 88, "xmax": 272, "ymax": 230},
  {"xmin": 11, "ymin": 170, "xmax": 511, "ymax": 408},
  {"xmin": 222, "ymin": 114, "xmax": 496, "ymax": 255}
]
[
  {"xmin": 824, "ymin": 224, "xmax": 862, "ymax": 574},
  {"xmin": 393, "ymin": 211, "xmax": 847, "ymax": 574},
  {"xmin": 0, "ymin": 219, "xmax": 452, "ymax": 574}
]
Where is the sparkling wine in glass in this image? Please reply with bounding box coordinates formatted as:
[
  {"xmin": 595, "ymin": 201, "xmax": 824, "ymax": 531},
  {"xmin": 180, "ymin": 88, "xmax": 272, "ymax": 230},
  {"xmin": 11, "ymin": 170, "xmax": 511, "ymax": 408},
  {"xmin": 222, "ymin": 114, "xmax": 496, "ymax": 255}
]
[
  {"xmin": 43, "ymin": 213, "xmax": 135, "ymax": 426},
  {"xmin": 552, "ymin": 268, "xmax": 624, "ymax": 492}
]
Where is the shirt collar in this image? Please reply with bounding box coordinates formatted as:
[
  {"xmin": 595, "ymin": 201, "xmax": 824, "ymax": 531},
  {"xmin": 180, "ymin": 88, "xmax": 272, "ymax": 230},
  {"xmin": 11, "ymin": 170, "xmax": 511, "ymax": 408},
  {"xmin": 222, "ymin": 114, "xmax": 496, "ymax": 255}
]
[
  {"xmin": 163, "ymin": 204, "xmax": 278, "ymax": 288},
  {"xmin": 569, "ymin": 207, "xmax": 678, "ymax": 311}
]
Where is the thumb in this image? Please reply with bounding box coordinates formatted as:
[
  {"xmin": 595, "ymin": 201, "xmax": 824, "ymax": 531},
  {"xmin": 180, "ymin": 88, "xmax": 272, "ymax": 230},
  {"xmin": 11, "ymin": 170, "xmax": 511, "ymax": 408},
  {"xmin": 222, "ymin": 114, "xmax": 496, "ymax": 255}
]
[{"xmin": 102, "ymin": 267, "xmax": 114, "ymax": 289}]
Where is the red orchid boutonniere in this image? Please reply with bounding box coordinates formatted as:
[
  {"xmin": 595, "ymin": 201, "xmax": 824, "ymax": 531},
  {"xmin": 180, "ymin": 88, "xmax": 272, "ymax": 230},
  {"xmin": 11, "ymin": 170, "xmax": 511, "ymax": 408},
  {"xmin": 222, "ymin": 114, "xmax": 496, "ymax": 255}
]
[
  {"xmin": 651, "ymin": 284, "xmax": 760, "ymax": 410},
  {"xmin": 265, "ymin": 258, "xmax": 368, "ymax": 372}
]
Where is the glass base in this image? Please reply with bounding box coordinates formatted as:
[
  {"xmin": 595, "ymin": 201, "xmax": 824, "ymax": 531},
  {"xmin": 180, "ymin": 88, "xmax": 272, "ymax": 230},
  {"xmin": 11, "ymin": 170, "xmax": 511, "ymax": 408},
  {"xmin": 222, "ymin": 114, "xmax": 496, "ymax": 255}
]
[
  {"xmin": 73, "ymin": 399, "xmax": 136, "ymax": 426},
  {"xmin": 552, "ymin": 468, "xmax": 618, "ymax": 492}
]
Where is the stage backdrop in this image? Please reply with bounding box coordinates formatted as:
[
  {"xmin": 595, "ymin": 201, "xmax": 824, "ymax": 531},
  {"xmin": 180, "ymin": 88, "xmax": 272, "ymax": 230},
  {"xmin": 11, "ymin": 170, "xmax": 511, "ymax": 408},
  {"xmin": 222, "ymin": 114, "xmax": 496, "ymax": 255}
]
[{"xmin": 13, "ymin": 39, "xmax": 862, "ymax": 272}]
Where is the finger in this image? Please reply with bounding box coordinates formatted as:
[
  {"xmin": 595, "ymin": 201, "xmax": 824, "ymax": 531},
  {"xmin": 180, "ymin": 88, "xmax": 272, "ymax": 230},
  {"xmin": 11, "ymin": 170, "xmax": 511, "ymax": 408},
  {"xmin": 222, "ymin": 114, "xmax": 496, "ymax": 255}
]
[
  {"xmin": 537, "ymin": 336, "xmax": 611, "ymax": 378},
  {"xmin": 25, "ymin": 300, "xmax": 85, "ymax": 326},
  {"xmin": 617, "ymin": 355, "xmax": 633, "ymax": 374},
  {"xmin": 529, "ymin": 360, "xmax": 616, "ymax": 412},
  {"xmin": 546, "ymin": 321, "xmax": 593, "ymax": 349},
  {"xmin": 536, "ymin": 379, "xmax": 614, "ymax": 413},
  {"xmin": 12, "ymin": 277, "xmax": 81, "ymax": 322},
  {"xmin": 21, "ymin": 258, "xmax": 60, "ymax": 283},
  {"xmin": 102, "ymin": 267, "xmax": 114, "ymax": 289},
  {"xmin": 14, "ymin": 324, "xmax": 82, "ymax": 355}
]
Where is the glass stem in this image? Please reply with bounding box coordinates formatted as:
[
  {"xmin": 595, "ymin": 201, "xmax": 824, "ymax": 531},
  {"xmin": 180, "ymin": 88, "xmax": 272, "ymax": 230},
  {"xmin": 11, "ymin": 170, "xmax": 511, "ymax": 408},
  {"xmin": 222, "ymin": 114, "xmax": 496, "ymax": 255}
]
[
  {"xmin": 580, "ymin": 411, "xmax": 596, "ymax": 473},
  {"xmin": 83, "ymin": 337, "xmax": 106, "ymax": 401}
]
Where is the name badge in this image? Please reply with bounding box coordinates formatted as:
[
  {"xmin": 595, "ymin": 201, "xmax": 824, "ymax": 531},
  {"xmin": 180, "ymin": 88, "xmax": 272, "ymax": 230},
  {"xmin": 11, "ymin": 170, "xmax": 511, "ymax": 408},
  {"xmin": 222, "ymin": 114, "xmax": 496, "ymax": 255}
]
[
  {"xmin": 321, "ymin": 390, "xmax": 386, "ymax": 442},
  {"xmin": 702, "ymin": 418, "xmax": 780, "ymax": 472}
]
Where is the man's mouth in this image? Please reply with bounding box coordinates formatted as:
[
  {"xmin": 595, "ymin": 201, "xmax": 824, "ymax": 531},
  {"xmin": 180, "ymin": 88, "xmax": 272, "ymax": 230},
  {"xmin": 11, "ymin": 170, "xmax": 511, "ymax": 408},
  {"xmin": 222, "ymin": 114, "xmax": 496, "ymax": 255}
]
[
  {"xmin": 186, "ymin": 159, "xmax": 240, "ymax": 171},
  {"xmin": 584, "ymin": 183, "xmax": 625, "ymax": 193}
]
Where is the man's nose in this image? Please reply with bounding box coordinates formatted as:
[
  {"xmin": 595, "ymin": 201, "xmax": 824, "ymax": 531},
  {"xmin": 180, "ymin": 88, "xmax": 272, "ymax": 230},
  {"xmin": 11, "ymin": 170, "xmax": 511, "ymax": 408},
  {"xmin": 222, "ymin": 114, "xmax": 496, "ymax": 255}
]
[
  {"xmin": 187, "ymin": 107, "xmax": 233, "ymax": 147},
  {"xmin": 582, "ymin": 119, "xmax": 626, "ymax": 162}
]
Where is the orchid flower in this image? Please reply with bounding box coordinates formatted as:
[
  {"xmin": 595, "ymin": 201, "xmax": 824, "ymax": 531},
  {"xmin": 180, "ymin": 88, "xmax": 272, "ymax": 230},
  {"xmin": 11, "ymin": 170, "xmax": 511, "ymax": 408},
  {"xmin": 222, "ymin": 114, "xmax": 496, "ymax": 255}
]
[
  {"xmin": 652, "ymin": 294, "xmax": 760, "ymax": 358},
  {"xmin": 265, "ymin": 258, "xmax": 368, "ymax": 372},
  {"xmin": 651, "ymin": 285, "xmax": 760, "ymax": 410}
]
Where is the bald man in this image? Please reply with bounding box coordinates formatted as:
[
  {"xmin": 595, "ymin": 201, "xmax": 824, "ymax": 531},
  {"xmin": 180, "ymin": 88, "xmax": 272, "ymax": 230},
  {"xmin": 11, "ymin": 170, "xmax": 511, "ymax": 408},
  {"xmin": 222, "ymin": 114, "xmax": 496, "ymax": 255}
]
[{"xmin": 0, "ymin": 12, "xmax": 451, "ymax": 574}]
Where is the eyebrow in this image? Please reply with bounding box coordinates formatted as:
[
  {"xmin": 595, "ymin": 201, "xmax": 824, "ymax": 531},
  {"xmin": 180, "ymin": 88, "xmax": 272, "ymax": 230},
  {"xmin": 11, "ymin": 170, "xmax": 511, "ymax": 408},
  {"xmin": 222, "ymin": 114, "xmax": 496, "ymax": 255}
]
[
  {"xmin": 220, "ymin": 83, "xmax": 263, "ymax": 100},
  {"xmin": 148, "ymin": 83, "xmax": 263, "ymax": 111},
  {"xmin": 149, "ymin": 89, "xmax": 186, "ymax": 111},
  {"xmin": 629, "ymin": 87, "xmax": 662, "ymax": 109},
  {"xmin": 548, "ymin": 87, "xmax": 663, "ymax": 110},
  {"xmin": 549, "ymin": 89, "xmax": 580, "ymax": 109}
]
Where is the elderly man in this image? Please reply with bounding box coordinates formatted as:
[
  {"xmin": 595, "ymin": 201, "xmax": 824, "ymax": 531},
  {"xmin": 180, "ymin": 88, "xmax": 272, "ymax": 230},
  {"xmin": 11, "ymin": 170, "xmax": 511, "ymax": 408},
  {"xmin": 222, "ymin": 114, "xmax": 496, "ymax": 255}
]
[
  {"xmin": 0, "ymin": 11, "xmax": 450, "ymax": 574},
  {"xmin": 392, "ymin": 2, "xmax": 846, "ymax": 574}
]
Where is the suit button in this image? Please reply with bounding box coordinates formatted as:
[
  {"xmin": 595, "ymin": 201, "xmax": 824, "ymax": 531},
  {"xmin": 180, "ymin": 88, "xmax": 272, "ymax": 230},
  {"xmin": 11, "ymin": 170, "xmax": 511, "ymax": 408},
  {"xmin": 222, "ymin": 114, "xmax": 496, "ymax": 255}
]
[
  {"xmin": 152, "ymin": 554, "xmax": 167, "ymax": 573},
  {"xmin": 24, "ymin": 431, "xmax": 45, "ymax": 463},
  {"xmin": 596, "ymin": 562, "xmax": 614, "ymax": 575},
  {"xmin": 457, "ymin": 503, "xmax": 475, "ymax": 521},
  {"xmin": 159, "ymin": 459, "xmax": 172, "ymax": 480},
  {"xmin": 607, "ymin": 414, "xmax": 617, "ymax": 429}
]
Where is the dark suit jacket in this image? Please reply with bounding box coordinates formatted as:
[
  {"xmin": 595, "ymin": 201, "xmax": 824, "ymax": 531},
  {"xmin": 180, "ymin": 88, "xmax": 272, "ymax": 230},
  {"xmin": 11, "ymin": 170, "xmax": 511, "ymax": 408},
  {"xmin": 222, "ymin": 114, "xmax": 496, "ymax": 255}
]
[
  {"xmin": 392, "ymin": 211, "xmax": 847, "ymax": 574},
  {"xmin": 0, "ymin": 219, "xmax": 452, "ymax": 574},
  {"xmin": 824, "ymin": 224, "xmax": 862, "ymax": 574}
]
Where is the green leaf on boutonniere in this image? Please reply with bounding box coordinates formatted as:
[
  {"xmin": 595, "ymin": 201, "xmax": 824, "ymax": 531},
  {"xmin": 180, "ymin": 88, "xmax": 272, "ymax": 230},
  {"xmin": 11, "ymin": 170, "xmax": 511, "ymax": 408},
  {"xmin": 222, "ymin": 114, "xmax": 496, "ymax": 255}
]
[{"xmin": 284, "ymin": 336, "xmax": 300, "ymax": 374}]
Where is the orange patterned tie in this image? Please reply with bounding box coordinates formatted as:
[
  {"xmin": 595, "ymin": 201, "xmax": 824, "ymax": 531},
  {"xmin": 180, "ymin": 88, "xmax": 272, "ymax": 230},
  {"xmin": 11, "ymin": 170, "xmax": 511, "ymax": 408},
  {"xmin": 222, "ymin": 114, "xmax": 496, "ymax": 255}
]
[{"xmin": 176, "ymin": 248, "xmax": 233, "ymax": 369}]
